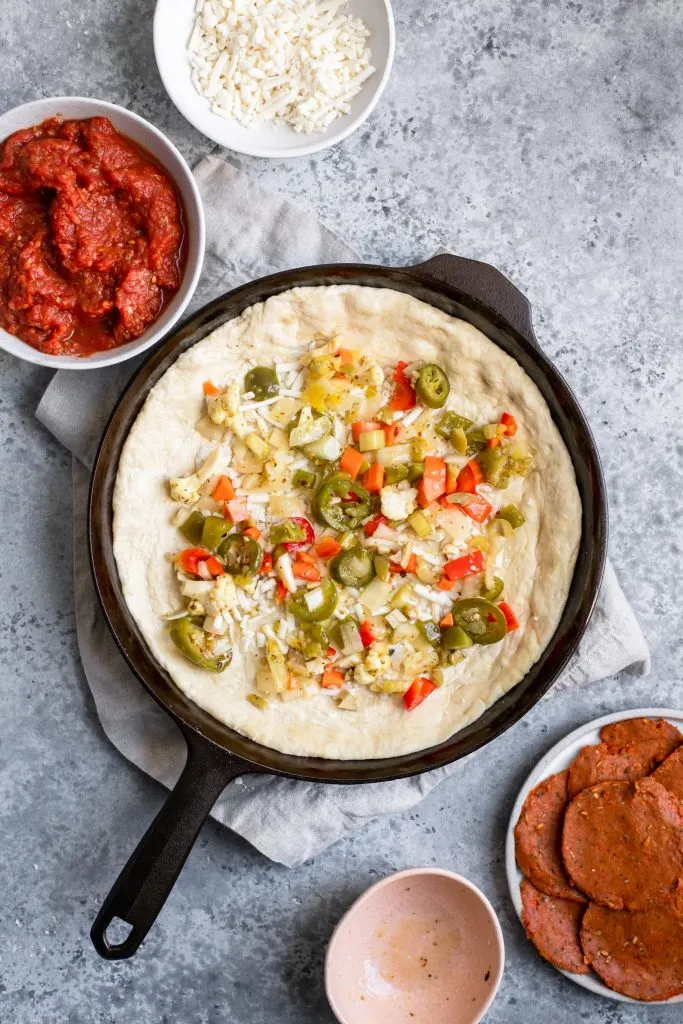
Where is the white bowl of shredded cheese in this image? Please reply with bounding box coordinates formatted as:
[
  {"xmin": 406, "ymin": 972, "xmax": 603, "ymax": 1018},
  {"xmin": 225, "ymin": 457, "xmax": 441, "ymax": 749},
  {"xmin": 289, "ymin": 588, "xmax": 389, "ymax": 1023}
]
[{"xmin": 154, "ymin": 0, "xmax": 395, "ymax": 158}]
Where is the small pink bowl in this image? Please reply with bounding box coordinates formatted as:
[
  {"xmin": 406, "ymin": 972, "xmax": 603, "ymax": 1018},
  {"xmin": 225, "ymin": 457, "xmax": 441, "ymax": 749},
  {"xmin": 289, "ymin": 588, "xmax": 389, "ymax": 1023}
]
[{"xmin": 325, "ymin": 869, "xmax": 504, "ymax": 1024}]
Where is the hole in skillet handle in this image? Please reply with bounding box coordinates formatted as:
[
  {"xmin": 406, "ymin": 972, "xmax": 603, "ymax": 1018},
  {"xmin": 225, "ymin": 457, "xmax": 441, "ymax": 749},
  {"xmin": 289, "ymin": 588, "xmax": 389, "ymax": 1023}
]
[
  {"xmin": 408, "ymin": 253, "xmax": 540, "ymax": 351},
  {"xmin": 90, "ymin": 730, "xmax": 256, "ymax": 960}
]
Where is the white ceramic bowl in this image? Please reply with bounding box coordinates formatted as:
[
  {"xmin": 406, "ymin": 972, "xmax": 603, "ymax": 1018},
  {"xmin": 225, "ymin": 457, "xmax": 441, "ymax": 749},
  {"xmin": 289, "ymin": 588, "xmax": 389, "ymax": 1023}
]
[
  {"xmin": 325, "ymin": 868, "xmax": 504, "ymax": 1024},
  {"xmin": 0, "ymin": 96, "xmax": 204, "ymax": 369},
  {"xmin": 153, "ymin": 0, "xmax": 395, "ymax": 158},
  {"xmin": 506, "ymin": 708, "xmax": 683, "ymax": 1004}
]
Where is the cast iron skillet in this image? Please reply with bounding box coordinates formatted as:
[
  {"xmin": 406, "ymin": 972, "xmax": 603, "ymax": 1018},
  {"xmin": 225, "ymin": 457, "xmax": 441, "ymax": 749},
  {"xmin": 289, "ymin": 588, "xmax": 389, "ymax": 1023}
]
[{"xmin": 89, "ymin": 253, "xmax": 607, "ymax": 960}]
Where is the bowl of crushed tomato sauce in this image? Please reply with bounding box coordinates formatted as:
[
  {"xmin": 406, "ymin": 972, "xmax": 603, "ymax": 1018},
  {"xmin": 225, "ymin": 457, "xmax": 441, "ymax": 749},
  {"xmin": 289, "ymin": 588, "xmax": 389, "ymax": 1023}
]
[{"xmin": 0, "ymin": 97, "xmax": 204, "ymax": 368}]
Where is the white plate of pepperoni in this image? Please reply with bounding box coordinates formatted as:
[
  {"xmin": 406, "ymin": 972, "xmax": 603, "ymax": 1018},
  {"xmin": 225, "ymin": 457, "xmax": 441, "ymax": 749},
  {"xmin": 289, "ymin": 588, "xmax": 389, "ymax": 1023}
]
[{"xmin": 505, "ymin": 708, "xmax": 683, "ymax": 1004}]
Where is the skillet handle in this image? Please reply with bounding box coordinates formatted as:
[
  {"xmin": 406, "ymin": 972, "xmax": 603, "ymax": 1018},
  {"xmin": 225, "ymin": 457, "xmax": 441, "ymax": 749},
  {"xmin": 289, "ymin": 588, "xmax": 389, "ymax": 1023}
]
[
  {"xmin": 408, "ymin": 252, "xmax": 540, "ymax": 350},
  {"xmin": 91, "ymin": 731, "xmax": 253, "ymax": 960}
]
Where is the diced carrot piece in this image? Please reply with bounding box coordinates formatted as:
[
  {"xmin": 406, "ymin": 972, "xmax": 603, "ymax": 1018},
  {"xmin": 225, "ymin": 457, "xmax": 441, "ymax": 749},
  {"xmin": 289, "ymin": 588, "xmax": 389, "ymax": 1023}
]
[
  {"xmin": 322, "ymin": 667, "xmax": 345, "ymax": 689},
  {"xmin": 297, "ymin": 550, "xmax": 317, "ymax": 565},
  {"xmin": 443, "ymin": 550, "xmax": 485, "ymax": 581},
  {"xmin": 439, "ymin": 612, "xmax": 454, "ymax": 627},
  {"xmin": 351, "ymin": 420, "xmax": 382, "ymax": 443},
  {"xmin": 389, "ymin": 554, "xmax": 418, "ymax": 574},
  {"xmin": 340, "ymin": 446, "xmax": 366, "ymax": 480},
  {"xmin": 242, "ymin": 525, "xmax": 261, "ymax": 540},
  {"xmin": 316, "ymin": 536, "xmax": 342, "ymax": 559},
  {"xmin": 437, "ymin": 576, "xmax": 457, "ymax": 591},
  {"xmin": 384, "ymin": 423, "xmax": 403, "ymax": 446},
  {"xmin": 498, "ymin": 601, "xmax": 520, "ymax": 630},
  {"xmin": 225, "ymin": 497, "xmax": 249, "ymax": 523},
  {"xmin": 326, "ymin": 646, "xmax": 337, "ymax": 659},
  {"xmin": 417, "ymin": 455, "xmax": 447, "ymax": 506},
  {"xmin": 212, "ymin": 475, "xmax": 235, "ymax": 501},
  {"xmin": 486, "ymin": 436, "xmax": 501, "ymax": 449},
  {"xmin": 275, "ymin": 580, "xmax": 288, "ymax": 603},
  {"xmin": 292, "ymin": 562, "xmax": 321, "ymax": 582},
  {"xmin": 336, "ymin": 347, "xmax": 355, "ymax": 367},
  {"xmin": 203, "ymin": 380, "xmax": 221, "ymax": 397},
  {"xmin": 363, "ymin": 463, "xmax": 385, "ymax": 493}
]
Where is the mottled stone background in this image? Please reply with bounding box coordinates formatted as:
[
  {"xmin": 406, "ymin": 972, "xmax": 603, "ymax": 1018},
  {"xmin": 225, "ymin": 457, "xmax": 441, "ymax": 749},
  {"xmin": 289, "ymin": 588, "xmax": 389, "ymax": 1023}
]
[{"xmin": 1, "ymin": 1, "xmax": 682, "ymax": 1021}]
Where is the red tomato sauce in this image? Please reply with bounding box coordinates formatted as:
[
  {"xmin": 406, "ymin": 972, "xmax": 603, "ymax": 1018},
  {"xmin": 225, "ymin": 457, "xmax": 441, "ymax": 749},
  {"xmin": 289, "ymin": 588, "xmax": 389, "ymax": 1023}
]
[{"xmin": 0, "ymin": 116, "xmax": 186, "ymax": 356}]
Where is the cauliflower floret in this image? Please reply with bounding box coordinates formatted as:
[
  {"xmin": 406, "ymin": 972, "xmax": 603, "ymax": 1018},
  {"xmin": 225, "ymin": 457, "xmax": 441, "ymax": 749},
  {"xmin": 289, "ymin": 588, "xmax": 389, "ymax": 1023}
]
[
  {"xmin": 380, "ymin": 485, "xmax": 418, "ymax": 522},
  {"xmin": 402, "ymin": 640, "xmax": 440, "ymax": 677},
  {"xmin": 353, "ymin": 643, "xmax": 391, "ymax": 686},
  {"xmin": 207, "ymin": 382, "xmax": 247, "ymax": 438},
  {"xmin": 358, "ymin": 356, "xmax": 384, "ymax": 388},
  {"xmin": 439, "ymin": 508, "xmax": 475, "ymax": 550},
  {"xmin": 169, "ymin": 446, "xmax": 226, "ymax": 505},
  {"xmin": 169, "ymin": 473, "xmax": 202, "ymax": 505},
  {"xmin": 204, "ymin": 576, "xmax": 238, "ymax": 618},
  {"xmin": 262, "ymin": 449, "xmax": 291, "ymax": 491}
]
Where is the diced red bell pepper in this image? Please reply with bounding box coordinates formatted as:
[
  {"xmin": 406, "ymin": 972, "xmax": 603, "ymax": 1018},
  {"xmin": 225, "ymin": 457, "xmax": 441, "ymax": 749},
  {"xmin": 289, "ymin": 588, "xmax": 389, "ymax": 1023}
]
[
  {"xmin": 283, "ymin": 516, "xmax": 315, "ymax": 552},
  {"xmin": 403, "ymin": 677, "xmax": 437, "ymax": 711},
  {"xmin": 389, "ymin": 361, "xmax": 416, "ymax": 412},
  {"xmin": 204, "ymin": 555, "xmax": 225, "ymax": 577},
  {"xmin": 439, "ymin": 612, "xmax": 454, "ymax": 627},
  {"xmin": 498, "ymin": 601, "xmax": 519, "ymax": 631},
  {"xmin": 460, "ymin": 495, "xmax": 494, "ymax": 524},
  {"xmin": 455, "ymin": 459, "xmax": 484, "ymax": 494},
  {"xmin": 364, "ymin": 514, "xmax": 387, "ymax": 537},
  {"xmin": 417, "ymin": 455, "xmax": 447, "ymax": 507},
  {"xmin": 326, "ymin": 645, "xmax": 337, "ymax": 659},
  {"xmin": 437, "ymin": 575, "xmax": 457, "ymax": 591},
  {"xmin": 176, "ymin": 547, "xmax": 212, "ymax": 576},
  {"xmin": 358, "ymin": 620, "xmax": 377, "ymax": 648},
  {"xmin": 275, "ymin": 579, "xmax": 288, "ymax": 603},
  {"xmin": 225, "ymin": 497, "xmax": 250, "ymax": 523},
  {"xmin": 486, "ymin": 436, "xmax": 501, "ymax": 449},
  {"xmin": 351, "ymin": 420, "xmax": 382, "ymax": 442},
  {"xmin": 500, "ymin": 411, "xmax": 518, "ymax": 436},
  {"xmin": 242, "ymin": 525, "xmax": 261, "ymax": 540},
  {"xmin": 443, "ymin": 549, "xmax": 485, "ymax": 581},
  {"xmin": 260, "ymin": 552, "xmax": 273, "ymax": 574}
]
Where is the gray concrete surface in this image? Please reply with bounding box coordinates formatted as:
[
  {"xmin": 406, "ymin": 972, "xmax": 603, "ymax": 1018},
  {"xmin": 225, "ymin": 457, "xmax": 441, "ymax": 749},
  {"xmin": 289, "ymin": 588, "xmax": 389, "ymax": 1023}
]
[{"xmin": 1, "ymin": 0, "xmax": 682, "ymax": 1021}]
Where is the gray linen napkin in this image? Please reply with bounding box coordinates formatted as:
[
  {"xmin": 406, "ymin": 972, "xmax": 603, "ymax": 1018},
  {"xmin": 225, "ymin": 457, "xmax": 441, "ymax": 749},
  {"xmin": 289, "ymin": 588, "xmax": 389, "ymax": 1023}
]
[{"xmin": 37, "ymin": 156, "xmax": 650, "ymax": 867}]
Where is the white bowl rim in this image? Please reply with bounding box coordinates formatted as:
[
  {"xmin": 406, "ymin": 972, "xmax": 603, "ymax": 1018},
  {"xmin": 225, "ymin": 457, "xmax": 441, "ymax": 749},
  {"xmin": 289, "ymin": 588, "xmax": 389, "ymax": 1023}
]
[
  {"xmin": 505, "ymin": 707, "xmax": 683, "ymax": 1005},
  {"xmin": 324, "ymin": 866, "xmax": 505, "ymax": 1024},
  {"xmin": 0, "ymin": 95, "xmax": 205, "ymax": 369},
  {"xmin": 152, "ymin": 0, "xmax": 396, "ymax": 159}
]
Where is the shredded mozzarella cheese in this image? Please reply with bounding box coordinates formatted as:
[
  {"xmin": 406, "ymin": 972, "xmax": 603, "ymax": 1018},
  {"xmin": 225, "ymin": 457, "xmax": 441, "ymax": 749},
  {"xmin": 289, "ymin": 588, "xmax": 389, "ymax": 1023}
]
[{"xmin": 187, "ymin": 0, "xmax": 375, "ymax": 134}]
